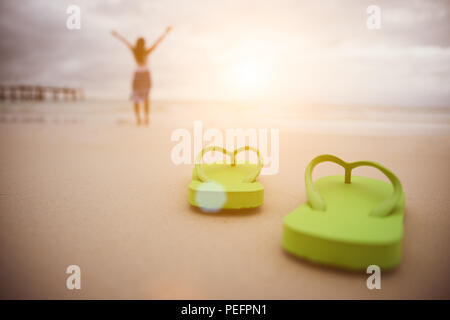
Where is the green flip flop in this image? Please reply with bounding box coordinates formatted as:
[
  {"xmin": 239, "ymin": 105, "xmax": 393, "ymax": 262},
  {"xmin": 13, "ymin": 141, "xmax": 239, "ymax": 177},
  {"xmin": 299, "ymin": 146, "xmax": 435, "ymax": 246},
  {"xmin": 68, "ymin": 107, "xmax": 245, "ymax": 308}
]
[
  {"xmin": 283, "ymin": 154, "xmax": 405, "ymax": 270},
  {"xmin": 188, "ymin": 146, "xmax": 264, "ymax": 211}
]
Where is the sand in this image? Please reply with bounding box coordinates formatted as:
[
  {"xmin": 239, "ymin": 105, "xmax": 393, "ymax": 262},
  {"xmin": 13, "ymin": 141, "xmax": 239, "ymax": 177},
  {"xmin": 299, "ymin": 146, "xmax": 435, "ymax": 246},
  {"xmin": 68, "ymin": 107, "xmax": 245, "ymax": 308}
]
[{"xmin": 0, "ymin": 101, "xmax": 449, "ymax": 299}]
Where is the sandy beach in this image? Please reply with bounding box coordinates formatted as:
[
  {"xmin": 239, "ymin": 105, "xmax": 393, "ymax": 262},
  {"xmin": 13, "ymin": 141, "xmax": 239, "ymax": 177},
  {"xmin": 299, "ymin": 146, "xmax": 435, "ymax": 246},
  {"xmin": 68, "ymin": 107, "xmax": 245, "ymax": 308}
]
[{"xmin": 0, "ymin": 100, "xmax": 449, "ymax": 299}]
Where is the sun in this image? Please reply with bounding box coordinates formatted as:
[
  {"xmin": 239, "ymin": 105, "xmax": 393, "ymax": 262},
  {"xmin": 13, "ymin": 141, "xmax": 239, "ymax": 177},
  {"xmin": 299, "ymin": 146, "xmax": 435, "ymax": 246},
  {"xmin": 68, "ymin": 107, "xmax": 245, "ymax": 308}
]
[{"xmin": 227, "ymin": 59, "xmax": 272, "ymax": 97}]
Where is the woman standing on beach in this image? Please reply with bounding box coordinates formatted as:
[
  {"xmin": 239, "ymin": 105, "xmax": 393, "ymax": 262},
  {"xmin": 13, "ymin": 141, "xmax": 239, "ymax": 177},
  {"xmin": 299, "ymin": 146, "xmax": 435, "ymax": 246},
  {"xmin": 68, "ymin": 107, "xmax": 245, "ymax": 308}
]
[{"xmin": 111, "ymin": 27, "xmax": 171, "ymax": 125}]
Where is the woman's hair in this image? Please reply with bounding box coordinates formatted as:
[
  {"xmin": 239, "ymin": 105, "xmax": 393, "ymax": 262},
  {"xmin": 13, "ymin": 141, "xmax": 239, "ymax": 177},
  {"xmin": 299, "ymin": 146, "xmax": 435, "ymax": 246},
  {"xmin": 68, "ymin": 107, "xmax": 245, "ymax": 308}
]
[
  {"xmin": 136, "ymin": 37, "xmax": 145, "ymax": 48},
  {"xmin": 133, "ymin": 37, "xmax": 147, "ymax": 65}
]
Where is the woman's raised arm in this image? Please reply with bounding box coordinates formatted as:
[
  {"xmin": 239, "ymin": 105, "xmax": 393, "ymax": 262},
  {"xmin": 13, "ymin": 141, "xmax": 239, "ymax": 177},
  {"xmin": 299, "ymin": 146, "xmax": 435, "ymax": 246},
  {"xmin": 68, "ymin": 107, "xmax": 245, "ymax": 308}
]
[
  {"xmin": 111, "ymin": 30, "xmax": 133, "ymax": 50},
  {"xmin": 146, "ymin": 26, "xmax": 172, "ymax": 55}
]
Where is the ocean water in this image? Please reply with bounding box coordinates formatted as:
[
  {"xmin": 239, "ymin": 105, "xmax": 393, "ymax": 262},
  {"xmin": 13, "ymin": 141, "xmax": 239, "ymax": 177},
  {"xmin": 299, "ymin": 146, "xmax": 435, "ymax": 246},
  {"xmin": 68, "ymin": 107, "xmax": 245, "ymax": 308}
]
[{"xmin": 0, "ymin": 99, "xmax": 449, "ymax": 136}]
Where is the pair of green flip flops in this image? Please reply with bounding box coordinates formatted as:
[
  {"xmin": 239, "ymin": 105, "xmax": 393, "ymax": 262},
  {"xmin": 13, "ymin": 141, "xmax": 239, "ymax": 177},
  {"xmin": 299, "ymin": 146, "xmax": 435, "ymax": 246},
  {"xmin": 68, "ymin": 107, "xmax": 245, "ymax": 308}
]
[{"xmin": 188, "ymin": 147, "xmax": 405, "ymax": 270}]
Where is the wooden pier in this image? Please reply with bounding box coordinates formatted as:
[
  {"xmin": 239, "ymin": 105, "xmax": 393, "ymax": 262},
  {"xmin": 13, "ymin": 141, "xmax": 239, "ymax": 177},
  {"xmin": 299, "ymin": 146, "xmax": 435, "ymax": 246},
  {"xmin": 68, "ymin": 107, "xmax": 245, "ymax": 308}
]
[{"xmin": 0, "ymin": 85, "xmax": 84, "ymax": 102}]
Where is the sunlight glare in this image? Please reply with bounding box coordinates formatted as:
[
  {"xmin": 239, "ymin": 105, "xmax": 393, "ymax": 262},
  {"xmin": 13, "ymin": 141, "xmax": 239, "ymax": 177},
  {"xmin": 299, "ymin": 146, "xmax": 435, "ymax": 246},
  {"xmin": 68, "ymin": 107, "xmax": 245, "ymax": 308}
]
[{"xmin": 228, "ymin": 59, "xmax": 272, "ymax": 98}]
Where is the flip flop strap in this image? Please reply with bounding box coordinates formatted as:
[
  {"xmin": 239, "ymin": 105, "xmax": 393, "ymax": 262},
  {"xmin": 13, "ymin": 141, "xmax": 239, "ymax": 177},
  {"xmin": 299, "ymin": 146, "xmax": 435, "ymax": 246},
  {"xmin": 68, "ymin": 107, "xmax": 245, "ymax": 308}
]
[
  {"xmin": 305, "ymin": 154, "xmax": 403, "ymax": 217},
  {"xmin": 195, "ymin": 146, "xmax": 263, "ymax": 183},
  {"xmin": 233, "ymin": 146, "xmax": 264, "ymax": 182}
]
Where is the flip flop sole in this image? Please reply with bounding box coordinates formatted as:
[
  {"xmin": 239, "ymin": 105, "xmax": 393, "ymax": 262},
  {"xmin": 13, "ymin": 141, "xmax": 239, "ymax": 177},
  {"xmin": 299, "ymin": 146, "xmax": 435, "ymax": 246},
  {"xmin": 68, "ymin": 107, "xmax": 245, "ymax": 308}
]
[
  {"xmin": 283, "ymin": 175, "xmax": 405, "ymax": 270},
  {"xmin": 189, "ymin": 163, "xmax": 264, "ymax": 209}
]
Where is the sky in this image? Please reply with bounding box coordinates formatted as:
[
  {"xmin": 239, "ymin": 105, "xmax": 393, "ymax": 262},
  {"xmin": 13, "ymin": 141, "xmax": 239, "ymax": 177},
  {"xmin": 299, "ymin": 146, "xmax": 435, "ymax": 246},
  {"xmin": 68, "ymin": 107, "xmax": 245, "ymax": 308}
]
[{"xmin": 0, "ymin": 0, "xmax": 449, "ymax": 107}]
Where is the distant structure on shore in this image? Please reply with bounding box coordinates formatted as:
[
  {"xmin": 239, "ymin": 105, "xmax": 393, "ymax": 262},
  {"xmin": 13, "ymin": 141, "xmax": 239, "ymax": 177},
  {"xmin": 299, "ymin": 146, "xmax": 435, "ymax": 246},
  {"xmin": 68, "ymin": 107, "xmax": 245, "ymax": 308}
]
[{"xmin": 0, "ymin": 85, "xmax": 84, "ymax": 102}]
